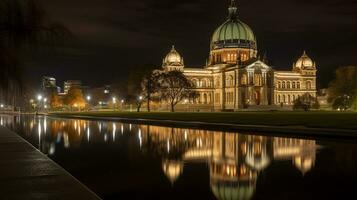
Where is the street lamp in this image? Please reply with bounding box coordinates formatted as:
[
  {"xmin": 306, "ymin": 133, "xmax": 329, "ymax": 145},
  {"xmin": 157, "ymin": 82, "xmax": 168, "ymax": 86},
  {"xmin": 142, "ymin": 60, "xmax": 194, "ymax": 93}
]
[
  {"xmin": 112, "ymin": 97, "xmax": 117, "ymax": 111},
  {"xmin": 86, "ymin": 95, "xmax": 91, "ymax": 101},
  {"xmin": 121, "ymin": 99, "xmax": 125, "ymax": 111},
  {"xmin": 0, "ymin": 104, "xmax": 4, "ymax": 108},
  {"xmin": 43, "ymin": 98, "xmax": 47, "ymax": 103},
  {"xmin": 139, "ymin": 96, "xmax": 143, "ymax": 101},
  {"xmin": 37, "ymin": 95, "xmax": 43, "ymax": 101}
]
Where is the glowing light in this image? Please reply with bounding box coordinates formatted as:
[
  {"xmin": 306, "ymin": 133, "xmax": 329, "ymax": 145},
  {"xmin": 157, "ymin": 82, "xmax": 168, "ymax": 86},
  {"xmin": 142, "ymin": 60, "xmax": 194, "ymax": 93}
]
[
  {"xmin": 112, "ymin": 123, "xmax": 117, "ymax": 141},
  {"xmin": 138, "ymin": 128, "xmax": 142, "ymax": 148},
  {"xmin": 167, "ymin": 140, "xmax": 170, "ymax": 153},
  {"xmin": 43, "ymin": 98, "xmax": 47, "ymax": 103},
  {"xmin": 87, "ymin": 127, "xmax": 90, "ymax": 142},
  {"xmin": 0, "ymin": 104, "xmax": 4, "ymax": 108},
  {"xmin": 184, "ymin": 130, "xmax": 188, "ymax": 141},
  {"xmin": 86, "ymin": 95, "xmax": 91, "ymax": 101},
  {"xmin": 37, "ymin": 95, "xmax": 43, "ymax": 101},
  {"xmin": 121, "ymin": 124, "xmax": 124, "ymax": 134}
]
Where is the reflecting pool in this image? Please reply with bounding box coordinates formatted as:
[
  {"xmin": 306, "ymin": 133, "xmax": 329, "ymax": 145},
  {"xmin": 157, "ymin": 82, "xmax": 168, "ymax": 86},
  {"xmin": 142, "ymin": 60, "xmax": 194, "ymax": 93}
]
[{"xmin": 1, "ymin": 114, "xmax": 357, "ymax": 200}]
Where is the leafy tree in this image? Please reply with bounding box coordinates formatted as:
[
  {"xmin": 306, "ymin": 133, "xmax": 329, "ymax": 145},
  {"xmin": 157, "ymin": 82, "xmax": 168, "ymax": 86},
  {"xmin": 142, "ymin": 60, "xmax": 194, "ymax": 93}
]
[
  {"xmin": 49, "ymin": 92, "xmax": 62, "ymax": 109},
  {"xmin": 64, "ymin": 87, "xmax": 86, "ymax": 110},
  {"xmin": 328, "ymin": 66, "xmax": 357, "ymax": 110},
  {"xmin": 141, "ymin": 70, "xmax": 161, "ymax": 112},
  {"xmin": 159, "ymin": 70, "xmax": 197, "ymax": 112},
  {"xmin": 293, "ymin": 93, "xmax": 320, "ymax": 111}
]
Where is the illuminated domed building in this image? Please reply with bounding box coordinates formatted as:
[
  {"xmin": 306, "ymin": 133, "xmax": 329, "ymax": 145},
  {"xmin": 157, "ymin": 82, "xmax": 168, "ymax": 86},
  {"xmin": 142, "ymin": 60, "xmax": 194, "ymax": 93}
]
[{"xmin": 157, "ymin": 0, "xmax": 317, "ymax": 110}]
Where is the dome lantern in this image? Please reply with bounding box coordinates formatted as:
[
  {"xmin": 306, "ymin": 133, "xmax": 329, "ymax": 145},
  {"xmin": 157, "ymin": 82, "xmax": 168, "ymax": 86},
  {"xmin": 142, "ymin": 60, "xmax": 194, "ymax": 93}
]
[
  {"xmin": 162, "ymin": 45, "xmax": 184, "ymax": 71},
  {"xmin": 210, "ymin": 0, "xmax": 257, "ymax": 51},
  {"xmin": 294, "ymin": 51, "xmax": 316, "ymax": 70}
]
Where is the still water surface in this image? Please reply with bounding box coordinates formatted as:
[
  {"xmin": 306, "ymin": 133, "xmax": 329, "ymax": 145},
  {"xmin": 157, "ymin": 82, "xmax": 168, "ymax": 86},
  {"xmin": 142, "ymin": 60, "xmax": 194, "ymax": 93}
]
[{"xmin": 1, "ymin": 114, "xmax": 357, "ymax": 200}]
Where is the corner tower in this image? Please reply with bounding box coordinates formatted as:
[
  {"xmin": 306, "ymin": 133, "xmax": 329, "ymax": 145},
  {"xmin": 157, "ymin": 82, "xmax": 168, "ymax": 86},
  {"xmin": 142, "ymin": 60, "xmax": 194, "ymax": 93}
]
[{"xmin": 209, "ymin": 0, "xmax": 257, "ymax": 66}]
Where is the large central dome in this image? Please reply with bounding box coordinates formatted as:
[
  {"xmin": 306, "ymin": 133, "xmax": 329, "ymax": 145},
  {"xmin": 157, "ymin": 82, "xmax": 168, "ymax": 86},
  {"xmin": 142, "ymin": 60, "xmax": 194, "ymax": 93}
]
[{"xmin": 211, "ymin": 1, "xmax": 257, "ymax": 51}]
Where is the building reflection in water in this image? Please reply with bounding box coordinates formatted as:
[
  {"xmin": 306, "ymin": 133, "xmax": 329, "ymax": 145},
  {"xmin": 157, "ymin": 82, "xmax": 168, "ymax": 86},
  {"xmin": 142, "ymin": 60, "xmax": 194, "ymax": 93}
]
[{"xmin": 0, "ymin": 115, "xmax": 318, "ymax": 200}]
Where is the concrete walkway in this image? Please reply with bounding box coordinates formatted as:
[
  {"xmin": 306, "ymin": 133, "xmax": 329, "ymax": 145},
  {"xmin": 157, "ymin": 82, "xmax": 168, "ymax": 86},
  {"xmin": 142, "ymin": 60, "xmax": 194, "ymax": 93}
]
[{"xmin": 0, "ymin": 127, "xmax": 101, "ymax": 200}]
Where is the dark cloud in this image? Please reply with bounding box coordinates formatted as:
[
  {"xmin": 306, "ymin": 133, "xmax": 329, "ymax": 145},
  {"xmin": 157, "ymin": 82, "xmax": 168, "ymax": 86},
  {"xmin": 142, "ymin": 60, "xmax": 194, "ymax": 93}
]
[{"xmin": 27, "ymin": 0, "xmax": 357, "ymax": 88}]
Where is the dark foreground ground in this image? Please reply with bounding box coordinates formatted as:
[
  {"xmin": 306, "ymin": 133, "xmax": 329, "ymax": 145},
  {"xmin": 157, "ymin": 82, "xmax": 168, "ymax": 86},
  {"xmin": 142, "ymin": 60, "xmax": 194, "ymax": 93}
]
[
  {"xmin": 0, "ymin": 126, "xmax": 101, "ymax": 200},
  {"xmin": 50, "ymin": 111, "xmax": 357, "ymax": 130}
]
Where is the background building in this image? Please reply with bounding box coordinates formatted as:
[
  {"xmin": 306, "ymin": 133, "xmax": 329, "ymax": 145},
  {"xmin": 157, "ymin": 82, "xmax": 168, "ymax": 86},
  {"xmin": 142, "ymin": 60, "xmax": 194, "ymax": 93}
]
[{"xmin": 157, "ymin": 1, "xmax": 317, "ymax": 111}]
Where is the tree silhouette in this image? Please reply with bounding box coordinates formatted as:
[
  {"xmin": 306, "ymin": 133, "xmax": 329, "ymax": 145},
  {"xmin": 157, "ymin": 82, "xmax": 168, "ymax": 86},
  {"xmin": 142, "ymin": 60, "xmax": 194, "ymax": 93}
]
[
  {"xmin": 159, "ymin": 70, "xmax": 197, "ymax": 112},
  {"xmin": 141, "ymin": 70, "xmax": 161, "ymax": 112},
  {"xmin": 0, "ymin": 0, "xmax": 71, "ymax": 108},
  {"xmin": 328, "ymin": 66, "xmax": 357, "ymax": 110}
]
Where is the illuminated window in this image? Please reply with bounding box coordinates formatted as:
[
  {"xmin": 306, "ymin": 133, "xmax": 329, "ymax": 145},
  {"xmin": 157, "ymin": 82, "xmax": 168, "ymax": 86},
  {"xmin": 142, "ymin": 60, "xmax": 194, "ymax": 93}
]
[
  {"xmin": 241, "ymin": 74, "xmax": 247, "ymax": 85},
  {"xmin": 254, "ymin": 74, "xmax": 262, "ymax": 86},
  {"xmin": 306, "ymin": 81, "xmax": 312, "ymax": 90}
]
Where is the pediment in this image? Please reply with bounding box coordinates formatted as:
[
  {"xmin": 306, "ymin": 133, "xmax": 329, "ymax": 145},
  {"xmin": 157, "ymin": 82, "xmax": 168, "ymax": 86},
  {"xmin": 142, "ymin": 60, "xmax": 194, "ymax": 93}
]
[{"xmin": 245, "ymin": 60, "xmax": 271, "ymax": 71}]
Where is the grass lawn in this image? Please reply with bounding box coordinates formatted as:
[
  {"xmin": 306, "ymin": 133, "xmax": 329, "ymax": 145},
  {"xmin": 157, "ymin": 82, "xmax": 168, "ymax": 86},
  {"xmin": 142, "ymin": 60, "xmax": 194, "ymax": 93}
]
[{"xmin": 49, "ymin": 111, "xmax": 357, "ymax": 130}]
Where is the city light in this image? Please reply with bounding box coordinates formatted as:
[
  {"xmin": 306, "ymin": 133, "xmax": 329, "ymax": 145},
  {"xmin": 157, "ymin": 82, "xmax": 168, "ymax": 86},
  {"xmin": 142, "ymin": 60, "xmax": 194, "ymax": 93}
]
[
  {"xmin": 0, "ymin": 104, "xmax": 4, "ymax": 108},
  {"xmin": 121, "ymin": 99, "xmax": 125, "ymax": 103},
  {"xmin": 43, "ymin": 98, "xmax": 47, "ymax": 103},
  {"xmin": 86, "ymin": 95, "xmax": 91, "ymax": 101},
  {"xmin": 112, "ymin": 97, "xmax": 117, "ymax": 103},
  {"xmin": 37, "ymin": 95, "xmax": 43, "ymax": 101},
  {"xmin": 139, "ymin": 96, "xmax": 143, "ymax": 100}
]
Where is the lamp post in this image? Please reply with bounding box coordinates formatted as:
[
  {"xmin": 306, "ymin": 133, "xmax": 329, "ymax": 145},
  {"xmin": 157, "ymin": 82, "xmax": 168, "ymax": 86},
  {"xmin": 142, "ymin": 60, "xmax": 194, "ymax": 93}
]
[
  {"xmin": 37, "ymin": 95, "xmax": 43, "ymax": 112},
  {"xmin": 112, "ymin": 97, "xmax": 117, "ymax": 111},
  {"xmin": 121, "ymin": 99, "xmax": 125, "ymax": 111},
  {"xmin": 86, "ymin": 96, "xmax": 91, "ymax": 110}
]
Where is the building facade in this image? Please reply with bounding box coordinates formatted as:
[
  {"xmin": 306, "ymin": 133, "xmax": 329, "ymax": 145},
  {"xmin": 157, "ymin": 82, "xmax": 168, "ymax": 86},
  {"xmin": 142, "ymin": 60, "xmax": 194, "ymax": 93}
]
[{"xmin": 158, "ymin": 1, "xmax": 317, "ymax": 111}]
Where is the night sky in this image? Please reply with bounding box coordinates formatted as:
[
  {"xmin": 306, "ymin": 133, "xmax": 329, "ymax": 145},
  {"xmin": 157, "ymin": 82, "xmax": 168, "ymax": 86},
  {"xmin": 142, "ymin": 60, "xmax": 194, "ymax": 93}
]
[{"xmin": 28, "ymin": 0, "xmax": 357, "ymax": 88}]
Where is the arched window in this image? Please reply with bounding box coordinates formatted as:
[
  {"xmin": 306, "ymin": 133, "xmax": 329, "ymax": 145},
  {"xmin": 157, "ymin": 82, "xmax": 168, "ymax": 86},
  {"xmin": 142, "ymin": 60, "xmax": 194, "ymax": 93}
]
[
  {"xmin": 306, "ymin": 81, "xmax": 312, "ymax": 90},
  {"xmin": 278, "ymin": 81, "xmax": 281, "ymax": 89},
  {"xmin": 292, "ymin": 82, "xmax": 296, "ymax": 89},
  {"xmin": 226, "ymin": 75, "xmax": 234, "ymax": 87},
  {"xmin": 201, "ymin": 79, "xmax": 207, "ymax": 87},
  {"xmin": 297, "ymin": 82, "xmax": 301, "ymax": 89},
  {"xmin": 254, "ymin": 74, "xmax": 262, "ymax": 86},
  {"xmin": 287, "ymin": 82, "xmax": 291, "ymax": 89},
  {"xmin": 278, "ymin": 95, "xmax": 281, "ymax": 103},
  {"xmin": 283, "ymin": 95, "xmax": 286, "ymax": 103},
  {"xmin": 203, "ymin": 93, "xmax": 208, "ymax": 104},
  {"xmin": 292, "ymin": 95, "xmax": 296, "ymax": 102},
  {"xmin": 288, "ymin": 95, "xmax": 291, "ymax": 103},
  {"xmin": 282, "ymin": 81, "xmax": 286, "ymax": 89}
]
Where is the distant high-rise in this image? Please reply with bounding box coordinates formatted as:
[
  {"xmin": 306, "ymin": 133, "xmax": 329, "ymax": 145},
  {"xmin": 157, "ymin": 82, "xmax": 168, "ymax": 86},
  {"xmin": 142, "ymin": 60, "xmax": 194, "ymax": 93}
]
[
  {"xmin": 42, "ymin": 76, "xmax": 60, "ymax": 94},
  {"xmin": 64, "ymin": 80, "xmax": 82, "ymax": 94}
]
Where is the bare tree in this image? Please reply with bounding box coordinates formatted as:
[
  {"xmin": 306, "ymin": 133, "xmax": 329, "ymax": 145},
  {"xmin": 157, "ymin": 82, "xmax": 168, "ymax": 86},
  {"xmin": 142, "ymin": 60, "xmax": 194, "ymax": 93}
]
[
  {"xmin": 141, "ymin": 70, "xmax": 161, "ymax": 112},
  {"xmin": 159, "ymin": 70, "xmax": 197, "ymax": 112}
]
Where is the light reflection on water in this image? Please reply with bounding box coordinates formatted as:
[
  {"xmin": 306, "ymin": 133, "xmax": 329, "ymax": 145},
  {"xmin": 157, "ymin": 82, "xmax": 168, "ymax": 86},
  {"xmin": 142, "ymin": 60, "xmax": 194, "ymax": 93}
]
[{"xmin": 1, "ymin": 114, "xmax": 356, "ymax": 200}]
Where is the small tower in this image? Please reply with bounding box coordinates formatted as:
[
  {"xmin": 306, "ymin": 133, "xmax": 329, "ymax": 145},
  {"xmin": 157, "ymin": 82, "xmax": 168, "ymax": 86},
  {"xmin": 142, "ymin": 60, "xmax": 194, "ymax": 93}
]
[
  {"xmin": 162, "ymin": 45, "xmax": 185, "ymax": 71},
  {"xmin": 293, "ymin": 51, "xmax": 317, "ymax": 76}
]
